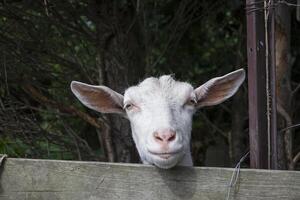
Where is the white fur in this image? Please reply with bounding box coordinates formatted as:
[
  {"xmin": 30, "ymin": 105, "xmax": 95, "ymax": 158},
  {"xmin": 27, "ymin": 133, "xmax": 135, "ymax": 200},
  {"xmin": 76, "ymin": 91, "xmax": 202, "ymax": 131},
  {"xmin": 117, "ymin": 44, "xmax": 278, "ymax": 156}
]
[
  {"xmin": 71, "ymin": 69, "xmax": 245, "ymax": 169},
  {"xmin": 123, "ymin": 76, "xmax": 195, "ymax": 168}
]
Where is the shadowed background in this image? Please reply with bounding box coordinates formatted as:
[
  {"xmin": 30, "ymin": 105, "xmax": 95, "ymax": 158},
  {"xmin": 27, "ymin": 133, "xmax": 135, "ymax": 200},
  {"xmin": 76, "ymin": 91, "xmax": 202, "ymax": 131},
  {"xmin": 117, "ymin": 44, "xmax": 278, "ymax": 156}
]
[{"xmin": 0, "ymin": 0, "xmax": 299, "ymax": 169}]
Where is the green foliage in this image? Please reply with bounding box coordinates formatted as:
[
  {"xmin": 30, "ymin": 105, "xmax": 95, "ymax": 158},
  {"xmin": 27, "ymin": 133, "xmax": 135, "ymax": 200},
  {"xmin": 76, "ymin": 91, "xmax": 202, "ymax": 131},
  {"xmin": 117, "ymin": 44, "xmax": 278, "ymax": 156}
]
[{"xmin": 0, "ymin": 137, "xmax": 28, "ymax": 157}]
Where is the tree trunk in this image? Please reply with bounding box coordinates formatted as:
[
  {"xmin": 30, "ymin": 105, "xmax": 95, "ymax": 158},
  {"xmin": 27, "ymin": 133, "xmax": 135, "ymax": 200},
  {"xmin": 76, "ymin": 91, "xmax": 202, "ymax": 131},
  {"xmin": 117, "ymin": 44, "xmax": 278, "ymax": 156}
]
[
  {"xmin": 229, "ymin": 25, "xmax": 246, "ymax": 166},
  {"xmin": 91, "ymin": 0, "xmax": 145, "ymax": 163},
  {"xmin": 230, "ymin": 89, "xmax": 246, "ymax": 165},
  {"xmin": 275, "ymin": 4, "xmax": 292, "ymax": 169}
]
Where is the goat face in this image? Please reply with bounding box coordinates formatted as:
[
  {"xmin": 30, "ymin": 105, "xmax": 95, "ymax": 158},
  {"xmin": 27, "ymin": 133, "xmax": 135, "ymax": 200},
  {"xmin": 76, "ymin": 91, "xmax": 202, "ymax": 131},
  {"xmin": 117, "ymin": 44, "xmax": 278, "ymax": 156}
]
[
  {"xmin": 70, "ymin": 69, "xmax": 245, "ymax": 169},
  {"xmin": 123, "ymin": 76, "xmax": 195, "ymax": 168}
]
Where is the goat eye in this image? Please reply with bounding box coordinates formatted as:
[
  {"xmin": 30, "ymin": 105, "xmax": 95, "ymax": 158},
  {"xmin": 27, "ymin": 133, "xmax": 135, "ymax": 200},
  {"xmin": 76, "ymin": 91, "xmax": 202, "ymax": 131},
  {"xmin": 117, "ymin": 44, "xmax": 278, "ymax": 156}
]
[
  {"xmin": 124, "ymin": 103, "xmax": 133, "ymax": 110},
  {"xmin": 185, "ymin": 98, "xmax": 197, "ymax": 106}
]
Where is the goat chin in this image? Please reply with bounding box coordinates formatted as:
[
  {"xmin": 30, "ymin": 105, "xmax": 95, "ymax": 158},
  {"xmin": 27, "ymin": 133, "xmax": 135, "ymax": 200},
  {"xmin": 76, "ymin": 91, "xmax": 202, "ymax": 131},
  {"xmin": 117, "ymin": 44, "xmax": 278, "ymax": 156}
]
[{"xmin": 145, "ymin": 152, "xmax": 184, "ymax": 169}]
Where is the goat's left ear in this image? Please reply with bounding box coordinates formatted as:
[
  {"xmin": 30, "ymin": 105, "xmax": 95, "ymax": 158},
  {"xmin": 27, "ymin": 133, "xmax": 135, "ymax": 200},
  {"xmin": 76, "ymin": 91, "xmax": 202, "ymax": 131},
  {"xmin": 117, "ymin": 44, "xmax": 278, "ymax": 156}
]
[{"xmin": 194, "ymin": 69, "xmax": 245, "ymax": 108}]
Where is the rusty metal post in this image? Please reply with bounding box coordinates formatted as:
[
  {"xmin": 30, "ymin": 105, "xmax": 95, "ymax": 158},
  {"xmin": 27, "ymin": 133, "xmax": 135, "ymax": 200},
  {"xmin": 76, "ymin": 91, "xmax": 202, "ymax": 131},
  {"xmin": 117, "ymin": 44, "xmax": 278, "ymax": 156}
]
[{"xmin": 246, "ymin": 0, "xmax": 269, "ymax": 169}]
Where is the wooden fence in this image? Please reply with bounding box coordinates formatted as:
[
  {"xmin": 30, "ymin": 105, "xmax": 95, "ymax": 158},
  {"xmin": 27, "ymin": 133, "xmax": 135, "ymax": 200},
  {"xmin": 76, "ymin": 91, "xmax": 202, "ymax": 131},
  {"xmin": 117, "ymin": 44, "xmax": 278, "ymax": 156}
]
[{"xmin": 0, "ymin": 158, "xmax": 299, "ymax": 200}]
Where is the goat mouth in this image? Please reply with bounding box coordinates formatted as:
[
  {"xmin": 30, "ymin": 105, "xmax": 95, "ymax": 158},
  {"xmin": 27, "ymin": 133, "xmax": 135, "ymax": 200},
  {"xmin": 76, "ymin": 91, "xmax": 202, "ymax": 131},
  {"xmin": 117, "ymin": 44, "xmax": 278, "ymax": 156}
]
[{"xmin": 148, "ymin": 151, "xmax": 181, "ymax": 159}]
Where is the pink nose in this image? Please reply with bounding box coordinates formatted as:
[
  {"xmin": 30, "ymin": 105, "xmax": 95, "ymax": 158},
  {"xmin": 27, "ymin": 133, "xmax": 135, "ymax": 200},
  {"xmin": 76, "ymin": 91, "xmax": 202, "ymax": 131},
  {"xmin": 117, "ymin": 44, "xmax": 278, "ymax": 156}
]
[{"xmin": 153, "ymin": 129, "xmax": 176, "ymax": 145}]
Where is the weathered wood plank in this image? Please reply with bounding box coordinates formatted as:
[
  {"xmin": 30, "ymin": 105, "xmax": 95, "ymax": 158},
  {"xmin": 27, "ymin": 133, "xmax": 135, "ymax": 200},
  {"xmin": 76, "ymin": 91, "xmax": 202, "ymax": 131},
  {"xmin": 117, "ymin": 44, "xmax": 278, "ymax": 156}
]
[{"xmin": 0, "ymin": 158, "xmax": 299, "ymax": 200}]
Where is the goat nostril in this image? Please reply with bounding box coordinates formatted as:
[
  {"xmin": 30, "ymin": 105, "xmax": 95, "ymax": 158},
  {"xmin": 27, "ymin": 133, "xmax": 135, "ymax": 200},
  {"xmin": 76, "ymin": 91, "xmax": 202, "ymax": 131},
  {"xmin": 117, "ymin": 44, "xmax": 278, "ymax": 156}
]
[
  {"xmin": 154, "ymin": 135, "xmax": 163, "ymax": 141},
  {"xmin": 168, "ymin": 134, "xmax": 176, "ymax": 141}
]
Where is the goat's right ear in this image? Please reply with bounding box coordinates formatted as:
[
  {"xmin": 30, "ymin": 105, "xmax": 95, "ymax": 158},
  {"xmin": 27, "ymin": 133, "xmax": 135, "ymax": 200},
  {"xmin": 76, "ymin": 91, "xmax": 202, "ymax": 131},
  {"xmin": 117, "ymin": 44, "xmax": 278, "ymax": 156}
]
[{"xmin": 70, "ymin": 81, "xmax": 125, "ymax": 114}]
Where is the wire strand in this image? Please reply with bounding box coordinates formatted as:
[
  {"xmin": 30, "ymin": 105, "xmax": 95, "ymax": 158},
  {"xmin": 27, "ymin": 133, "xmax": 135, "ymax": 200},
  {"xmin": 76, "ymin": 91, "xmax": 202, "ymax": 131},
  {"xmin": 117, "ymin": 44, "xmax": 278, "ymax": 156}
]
[
  {"xmin": 245, "ymin": 0, "xmax": 300, "ymax": 14},
  {"xmin": 225, "ymin": 151, "xmax": 250, "ymax": 200}
]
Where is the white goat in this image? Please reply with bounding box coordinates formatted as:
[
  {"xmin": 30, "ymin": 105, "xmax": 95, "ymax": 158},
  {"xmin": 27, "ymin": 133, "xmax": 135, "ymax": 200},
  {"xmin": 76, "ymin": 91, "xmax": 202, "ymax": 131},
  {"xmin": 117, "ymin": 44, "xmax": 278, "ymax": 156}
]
[{"xmin": 71, "ymin": 69, "xmax": 245, "ymax": 169}]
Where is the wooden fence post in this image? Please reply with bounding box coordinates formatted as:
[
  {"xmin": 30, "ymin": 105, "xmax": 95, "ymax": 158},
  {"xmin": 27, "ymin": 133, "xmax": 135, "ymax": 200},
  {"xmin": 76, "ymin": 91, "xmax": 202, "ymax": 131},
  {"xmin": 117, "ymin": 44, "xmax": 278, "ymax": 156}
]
[
  {"xmin": 246, "ymin": 0, "xmax": 268, "ymax": 169},
  {"xmin": 246, "ymin": 0, "xmax": 277, "ymax": 169}
]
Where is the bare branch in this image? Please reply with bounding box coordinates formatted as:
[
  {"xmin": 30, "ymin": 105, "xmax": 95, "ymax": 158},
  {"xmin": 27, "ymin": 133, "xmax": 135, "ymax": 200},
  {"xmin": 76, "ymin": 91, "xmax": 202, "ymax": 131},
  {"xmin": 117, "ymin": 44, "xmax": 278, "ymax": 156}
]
[
  {"xmin": 22, "ymin": 83, "xmax": 116, "ymax": 162},
  {"xmin": 277, "ymin": 103, "xmax": 293, "ymax": 167},
  {"xmin": 22, "ymin": 83, "xmax": 101, "ymax": 129},
  {"xmin": 290, "ymin": 151, "xmax": 300, "ymax": 170}
]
